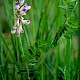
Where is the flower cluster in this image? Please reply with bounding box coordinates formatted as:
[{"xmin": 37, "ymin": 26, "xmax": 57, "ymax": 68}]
[{"xmin": 11, "ymin": 0, "xmax": 31, "ymax": 37}]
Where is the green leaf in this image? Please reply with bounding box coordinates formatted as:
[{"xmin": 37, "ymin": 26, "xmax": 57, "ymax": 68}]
[
  {"xmin": 58, "ymin": 5, "xmax": 67, "ymax": 9},
  {"xmin": 66, "ymin": 20, "xmax": 78, "ymax": 29},
  {"xmin": 64, "ymin": 34, "xmax": 70, "ymax": 39},
  {"xmin": 70, "ymin": 0, "xmax": 76, "ymax": 2}
]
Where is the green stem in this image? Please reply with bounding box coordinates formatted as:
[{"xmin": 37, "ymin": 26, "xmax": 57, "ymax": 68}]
[
  {"xmin": 41, "ymin": 63, "xmax": 44, "ymax": 80},
  {"xmin": 0, "ymin": 19, "xmax": 3, "ymax": 80},
  {"xmin": 65, "ymin": 36, "xmax": 71, "ymax": 80},
  {"xmin": 23, "ymin": 25, "xmax": 30, "ymax": 46},
  {"xmin": 0, "ymin": 35, "xmax": 19, "ymax": 69}
]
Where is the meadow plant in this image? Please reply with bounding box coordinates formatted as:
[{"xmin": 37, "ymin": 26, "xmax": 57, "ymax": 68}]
[
  {"xmin": 11, "ymin": 0, "xmax": 31, "ymax": 37},
  {"xmin": 0, "ymin": 0, "xmax": 79, "ymax": 80}
]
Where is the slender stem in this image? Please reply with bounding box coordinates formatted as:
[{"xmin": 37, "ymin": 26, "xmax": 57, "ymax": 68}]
[
  {"xmin": 0, "ymin": 19, "xmax": 3, "ymax": 80},
  {"xmin": 41, "ymin": 63, "xmax": 44, "ymax": 80},
  {"xmin": 65, "ymin": 37, "xmax": 71, "ymax": 80},
  {"xmin": 23, "ymin": 25, "xmax": 30, "ymax": 46},
  {"xmin": 0, "ymin": 35, "xmax": 19, "ymax": 69},
  {"xmin": 73, "ymin": 70, "xmax": 80, "ymax": 80}
]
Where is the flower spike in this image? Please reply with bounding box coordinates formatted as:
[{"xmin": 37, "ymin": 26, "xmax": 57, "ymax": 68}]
[{"xmin": 11, "ymin": 0, "xmax": 31, "ymax": 37}]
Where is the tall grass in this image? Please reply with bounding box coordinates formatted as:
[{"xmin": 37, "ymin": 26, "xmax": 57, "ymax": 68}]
[{"xmin": 0, "ymin": 0, "xmax": 79, "ymax": 80}]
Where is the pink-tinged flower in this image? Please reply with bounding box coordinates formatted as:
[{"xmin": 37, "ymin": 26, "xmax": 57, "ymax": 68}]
[
  {"xmin": 16, "ymin": 23, "xmax": 24, "ymax": 36},
  {"xmin": 20, "ymin": 10, "xmax": 26, "ymax": 15},
  {"xmin": 11, "ymin": 0, "xmax": 31, "ymax": 37},
  {"xmin": 13, "ymin": 18, "xmax": 19, "ymax": 29},
  {"xmin": 19, "ymin": 0, "xmax": 25, "ymax": 6},
  {"xmin": 22, "ymin": 20, "xmax": 30, "ymax": 25},
  {"xmin": 16, "ymin": 29, "xmax": 20, "ymax": 36},
  {"xmin": 15, "ymin": 1, "xmax": 20, "ymax": 10},
  {"xmin": 20, "ymin": 4, "xmax": 31, "ymax": 15},
  {"xmin": 18, "ymin": 23, "xmax": 24, "ymax": 33},
  {"xmin": 11, "ymin": 29, "xmax": 16, "ymax": 34},
  {"xmin": 16, "ymin": 14, "xmax": 24, "ymax": 21},
  {"xmin": 16, "ymin": 14, "xmax": 24, "ymax": 20},
  {"xmin": 24, "ymin": 4, "xmax": 31, "ymax": 10},
  {"xmin": 11, "ymin": 19, "xmax": 19, "ymax": 34}
]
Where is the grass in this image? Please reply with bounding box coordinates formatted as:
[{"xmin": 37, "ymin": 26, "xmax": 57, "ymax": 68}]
[{"xmin": 0, "ymin": 0, "xmax": 79, "ymax": 80}]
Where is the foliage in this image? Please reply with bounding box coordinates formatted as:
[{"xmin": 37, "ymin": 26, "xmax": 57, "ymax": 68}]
[{"xmin": 0, "ymin": 0, "xmax": 79, "ymax": 80}]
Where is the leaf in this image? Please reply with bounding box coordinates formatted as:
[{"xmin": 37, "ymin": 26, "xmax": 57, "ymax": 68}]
[
  {"xmin": 65, "ymin": 20, "xmax": 78, "ymax": 29},
  {"xmin": 70, "ymin": 0, "xmax": 76, "ymax": 2},
  {"xmin": 58, "ymin": 5, "xmax": 67, "ymax": 10},
  {"xmin": 58, "ymin": 66, "xmax": 64, "ymax": 73},
  {"xmin": 64, "ymin": 34, "xmax": 70, "ymax": 39}
]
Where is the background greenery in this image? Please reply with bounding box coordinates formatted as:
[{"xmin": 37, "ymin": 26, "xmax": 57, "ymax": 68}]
[{"xmin": 0, "ymin": 0, "xmax": 79, "ymax": 80}]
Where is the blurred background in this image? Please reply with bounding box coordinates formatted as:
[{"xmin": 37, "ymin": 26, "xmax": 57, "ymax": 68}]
[{"xmin": 0, "ymin": 0, "xmax": 79, "ymax": 80}]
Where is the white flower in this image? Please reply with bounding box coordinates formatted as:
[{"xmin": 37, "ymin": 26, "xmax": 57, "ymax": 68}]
[
  {"xmin": 13, "ymin": 18, "xmax": 19, "ymax": 29},
  {"xmin": 16, "ymin": 14, "xmax": 24, "ymax": 21},
  {"xmin": 20, "ymin": 4, "xmax": 31, "ymax": 15},
  {"xmin": 19, "ymin": 0, "xmax": 25, "ymax": 6},
  {"xmin": 11, "ymin": 0, "xmax": 31, "ymax": 37},
  {"xmin": 24, "ymin": 4, "xmax": 31, "ymax": 10},
  {"xmin": 11, "ymin": 29, "xmax": 16, "ymax": 34},
  {"xmin": 11, "ymin": 18, "xmax": 19, "ymax": 34},
  {"xmin": 16, "ymin": 29, "xmax": 20, "ymax": 37},
  {"xmin": 15, "ymin": 1, "xmax": 20, "ymax": 10},
  {"xmin": 22, "ymin": 20, "xmax": 30, "ymax": 25},
  {"xmin": 16, "ymin": 23, "xmax": 24, "ymax": 36},
  {"xmin": 20, "ymin": 10, "xmax": 26, "ymax": 15},
  {"xmin": 18, "ymin": 23, "xmax": 24, "ymax": 33}
]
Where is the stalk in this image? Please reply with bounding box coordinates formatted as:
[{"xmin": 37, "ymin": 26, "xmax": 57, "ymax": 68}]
[
  {"xmin": 30, "ymin": 0, "xmax": 35, "ymax": 42},
  {"xmin": 23, "ymin": 25, "xmax": 30, "ymax": 46},
  {"xmin": 41, "ymin": 63, "xmax": 44, "ymax": 80},
  {"xmin": 0, "ymin": 19, "xmax": 3, "ymax": 80},
  {"xmin": 65, "ymin": 36, "xmax": 71, "ymax": 80}
]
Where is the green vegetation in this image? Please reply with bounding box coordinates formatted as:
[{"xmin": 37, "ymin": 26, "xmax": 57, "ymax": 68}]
[{"xmin": 0, "ymin": 0, "xmax": 79, "ymax": 80}]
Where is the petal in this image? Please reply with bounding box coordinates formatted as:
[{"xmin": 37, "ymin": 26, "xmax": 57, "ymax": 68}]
[
  {"xmin": 24, "ymin": 4, "xmax": 31, "ymax": 10},
  {"xmin": 16, "ymin": 14, "xmax": 24, "ymax": 20},
  {"xmin": 16, "ymin": 29, "xmax": 20, "ymax": 37},
  {"xmin": 22, "ymin": 20, "xmax": 30, "ymax": 25},
  {"xmin": 18, "ymin": 24, "xmax": 24, "ymax": 33},
  {"xmin": 20, "ymin": 11, "xmax": 26, "ymax": 15},
  {"xmin": 19, "ymin": 0, "xmax": 25, "ymax": 6},
  {"xmin": 21, "ymin": 29, "xmax": 24, "ymax": 33},
  {"xmin": 15, "ymin": 1, "xmax": 20, "ymax": 10},
  {"xmin": 11, "ymin": 29, "xmax": 16, "ymax": 34},
  {"xmin": 13, "ymin": 19, "xmax": 19, "ymax": 29},
  {"xmin": 20, "ymin": 4, "xmax": 31, "ymax": 13},
  {"xmin": 16, "ymin": 23, "xmax": 24, "ymax": 37}
]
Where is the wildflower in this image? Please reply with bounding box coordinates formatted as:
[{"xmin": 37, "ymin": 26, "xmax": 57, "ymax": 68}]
[
  {"xmin": 22, "ymin": 20, "xmax": 30, "ymax": 25},
  {"xmin": 11, "ymin": 19, "xmax": 19, "ymax": 34},
  {"xmin": 16, "ymin": 23, "xmax": 24, "ymax": 36},
  {"xmin": 20, "ymin": 4, "xmax": 31, "ymax": 15},
  {"xmin": 15, "ymin": 1, "xmax": 20, "ymax": 10},
  {"xmin": 13, "ymin": 18, "xmax": 19, "ymax": 29},
  {"xmin": 11, "ymin": 29, "xmax": 16, "ymax": 34},
  {"xmin": 19, "ymin": 0, "xmax": 25, "ymax": 6},
  {"xmin": 11, "ymin": 0, "xmax": 31, "ymax": 37}
]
